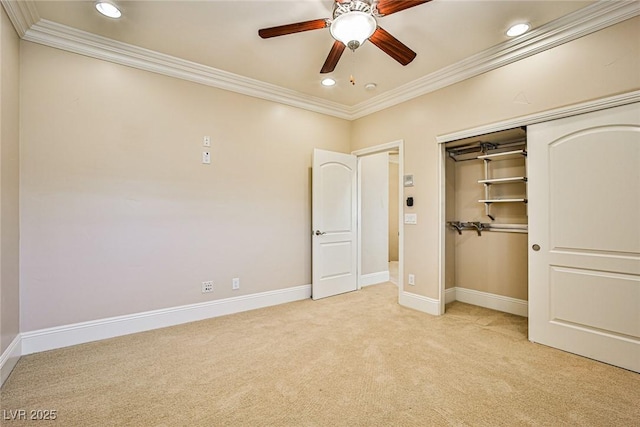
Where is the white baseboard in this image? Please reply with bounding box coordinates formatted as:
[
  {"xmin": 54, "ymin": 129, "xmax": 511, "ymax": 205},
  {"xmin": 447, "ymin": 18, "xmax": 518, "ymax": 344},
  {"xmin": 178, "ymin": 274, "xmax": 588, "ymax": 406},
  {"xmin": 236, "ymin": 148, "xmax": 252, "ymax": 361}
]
[
  {"xmin": 445, "ymin": 287, "xmax": 457, "ymax": 304},
  {"xmin": 1, "ymin": 334, "xmax": 22, "ymax": 387},
  {"xmin": 452, "ymin": 287, "xmax": 528, "ymax": 317},
  {"xmin": 399, "ymin": 291, "xmax": 440, "ymax": 316},
  {"xmin": 359, "ymin": 270, "xmax": 390, "ymax": 287},
  {"xmin": 21, "ymin": 284, "xmax": 311, "ymax": 356}
]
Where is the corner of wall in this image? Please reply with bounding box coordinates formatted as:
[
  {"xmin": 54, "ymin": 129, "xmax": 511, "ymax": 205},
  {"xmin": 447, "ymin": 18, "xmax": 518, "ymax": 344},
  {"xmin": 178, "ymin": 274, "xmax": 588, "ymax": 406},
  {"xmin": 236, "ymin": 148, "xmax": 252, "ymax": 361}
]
[
  {"xmin": 0, "ymin": 334, "xmax": 21, "ymax": 387},
  {"xmin": 0, "ymin": 2, "xmax": 22, "ymax": 383}
]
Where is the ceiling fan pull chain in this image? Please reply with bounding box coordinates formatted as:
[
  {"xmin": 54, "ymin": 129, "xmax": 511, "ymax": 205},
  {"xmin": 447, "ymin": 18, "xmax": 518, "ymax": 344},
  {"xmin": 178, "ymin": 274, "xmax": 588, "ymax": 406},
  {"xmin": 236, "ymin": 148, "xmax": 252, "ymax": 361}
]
[{"xmin": 349, "ymin": 49, "xmax": 356, "ymax": 86}]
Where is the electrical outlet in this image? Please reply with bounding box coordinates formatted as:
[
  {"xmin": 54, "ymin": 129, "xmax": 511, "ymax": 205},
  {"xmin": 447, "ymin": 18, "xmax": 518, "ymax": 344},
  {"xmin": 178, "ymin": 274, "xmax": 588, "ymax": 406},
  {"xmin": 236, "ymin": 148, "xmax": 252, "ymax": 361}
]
[
  {"xmin": 408, "ymin": 274, "xmax": 415, "ymax": 286},
  {"xmin": 203, "ymin": 136, "xmax": 211, "ymax": 147},
  {"xmin": 202, "ymin": 151, "xmax": 211, "ymax": 164},
  {"xmin": 202, "ymin": 281, "xmax": 213, "ymax": 293},
  {"xmin": 232, "ymin": 278, "xmax": 240, "ymax": 290}
]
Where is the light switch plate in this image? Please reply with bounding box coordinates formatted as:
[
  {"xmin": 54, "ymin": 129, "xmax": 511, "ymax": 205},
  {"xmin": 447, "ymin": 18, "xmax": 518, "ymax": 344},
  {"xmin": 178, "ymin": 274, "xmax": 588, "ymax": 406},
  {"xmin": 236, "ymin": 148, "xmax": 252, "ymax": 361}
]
[
  {"xmin": 403, "ymin": 174, "xmax": 414, "ymax": 187},
  {"xmin": 203, "ymin": 136, "xmax": 211, "ymax": 147},
  {"xmin": 404, "ymin": 213, "xmax": 417, "ymax": 224}
]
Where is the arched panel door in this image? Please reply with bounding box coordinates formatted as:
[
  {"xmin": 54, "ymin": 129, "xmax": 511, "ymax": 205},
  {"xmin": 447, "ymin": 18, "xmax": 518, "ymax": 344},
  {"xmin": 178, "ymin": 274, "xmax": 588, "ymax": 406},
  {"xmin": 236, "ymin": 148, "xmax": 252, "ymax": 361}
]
[
  {"xmin": 528, "ymin": 102, "xmax": 639, "ymax": 372},
  {"xmin": 312, "ymin": 149, "xmax": 357, "ymax": 300}
]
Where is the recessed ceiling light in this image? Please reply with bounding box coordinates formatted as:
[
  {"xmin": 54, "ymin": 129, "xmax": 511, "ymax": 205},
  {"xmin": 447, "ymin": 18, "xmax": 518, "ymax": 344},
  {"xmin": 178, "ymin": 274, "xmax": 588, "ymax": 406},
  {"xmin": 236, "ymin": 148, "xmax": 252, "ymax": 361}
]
[
  {"xmin": 321, "ymin": 78, "xmax": 336, "ymax": 87},
  {"xmin": 364, "ymin": 83, "xmax": 377, "ymax": 91},
  {"xmin": 95, "ymin": 1, "xmax": 122, "ymax": 19},
  {"xmin": 506, "ymin": 23, "xmax": 530, "ymax": 37}
]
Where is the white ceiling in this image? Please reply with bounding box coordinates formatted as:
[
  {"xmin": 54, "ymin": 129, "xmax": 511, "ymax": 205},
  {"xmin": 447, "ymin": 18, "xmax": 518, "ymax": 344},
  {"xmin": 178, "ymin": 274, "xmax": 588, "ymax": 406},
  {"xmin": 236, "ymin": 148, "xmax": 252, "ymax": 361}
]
[{"xmin": 26, "ymin": 0, "xmax": 598, "ymax": 108}]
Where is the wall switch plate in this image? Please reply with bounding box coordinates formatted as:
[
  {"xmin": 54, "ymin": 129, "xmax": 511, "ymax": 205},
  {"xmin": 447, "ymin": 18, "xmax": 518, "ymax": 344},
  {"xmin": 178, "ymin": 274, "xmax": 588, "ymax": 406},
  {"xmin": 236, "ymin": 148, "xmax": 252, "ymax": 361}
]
[
  {"xmin": 202, "ymin": 151, "xmax": 211, "ymax": 164},
  {"xmin": 202, "ymin": 281, "xmax": 213, "ymax": 293},
  {"xmin": 408, "ymin": 274, "xmax": 415, "ymax": 286},
  {"xmin": 404, "ymin": 213, "xmax": 417, "ymax": 224},
  {"xmin": 203, "ymin": 136, "xmax": 211, "ymax": 147},
  {"xmin": 232, "ymin": 278, "xmax": 240, "ymax": 290}
]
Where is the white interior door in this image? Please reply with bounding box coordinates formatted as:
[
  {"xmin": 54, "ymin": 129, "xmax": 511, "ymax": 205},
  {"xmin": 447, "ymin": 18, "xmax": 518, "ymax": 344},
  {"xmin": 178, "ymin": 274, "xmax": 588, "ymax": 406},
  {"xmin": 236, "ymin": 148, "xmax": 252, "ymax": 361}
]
[
  {"xmin": 312, "ymin": 149, "xmax": 357, "ymax": 300},
  {"xmin": 528, "ymin": 102, "xmax": 640, "ymax": 372}
]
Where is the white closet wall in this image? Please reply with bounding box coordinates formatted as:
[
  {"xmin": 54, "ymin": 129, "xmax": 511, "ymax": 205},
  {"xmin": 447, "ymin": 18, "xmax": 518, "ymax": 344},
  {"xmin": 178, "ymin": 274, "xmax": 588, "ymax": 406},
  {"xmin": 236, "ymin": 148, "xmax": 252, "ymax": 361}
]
[
  {"xmin": 388, "ymin": 159, "xmax": 399, "ymax": 262},
  {"xmin": 360, "ymin": 152, "xmax": 390, "ymax": 279}
]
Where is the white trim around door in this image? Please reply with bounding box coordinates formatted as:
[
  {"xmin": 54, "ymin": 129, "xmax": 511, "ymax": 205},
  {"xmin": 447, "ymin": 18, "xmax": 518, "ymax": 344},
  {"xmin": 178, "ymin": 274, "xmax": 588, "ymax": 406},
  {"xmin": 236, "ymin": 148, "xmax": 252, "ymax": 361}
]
[{"xmin": 436, "ymin": 90, "xmax": 640, "ymax": 318}]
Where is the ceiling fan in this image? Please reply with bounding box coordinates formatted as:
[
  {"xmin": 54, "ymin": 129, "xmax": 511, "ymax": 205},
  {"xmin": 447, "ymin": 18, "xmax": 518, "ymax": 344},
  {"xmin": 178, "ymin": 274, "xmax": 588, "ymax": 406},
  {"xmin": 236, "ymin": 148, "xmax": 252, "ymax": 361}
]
[{"xmin": 258, "ymin": 0, "xmax": 430, "ymax": 74}]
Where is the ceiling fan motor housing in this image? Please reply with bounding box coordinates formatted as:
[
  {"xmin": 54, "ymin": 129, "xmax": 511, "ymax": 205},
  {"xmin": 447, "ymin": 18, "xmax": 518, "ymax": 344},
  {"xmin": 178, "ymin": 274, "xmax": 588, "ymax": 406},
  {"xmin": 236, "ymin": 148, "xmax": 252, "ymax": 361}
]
[{"xmin": 332, "ymin": 0, "xmax": 377, "ymax": 18}]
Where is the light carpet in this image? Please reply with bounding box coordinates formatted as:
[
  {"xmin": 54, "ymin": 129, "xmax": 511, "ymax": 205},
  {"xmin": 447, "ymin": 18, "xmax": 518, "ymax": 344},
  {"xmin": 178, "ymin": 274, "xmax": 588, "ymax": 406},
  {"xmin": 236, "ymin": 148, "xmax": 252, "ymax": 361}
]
[{"xmin": 1, "ymin": 283, "xmax": 638, "ymax": 426}]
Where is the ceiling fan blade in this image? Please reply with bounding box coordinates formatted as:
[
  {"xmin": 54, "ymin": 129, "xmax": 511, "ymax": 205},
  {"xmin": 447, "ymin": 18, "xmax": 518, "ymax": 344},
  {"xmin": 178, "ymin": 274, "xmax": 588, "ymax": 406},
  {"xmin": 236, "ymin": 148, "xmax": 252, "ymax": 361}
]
[
  {"xmin": 376, "ymin": 0, "xmax": 430, "ymax": 16},
  {"xmin": 258, "ymin": 19, "xmax": 329, "ymax": 39},
  {"xmin": 321, "ymin": 41, "xmax": 346, "ymax": 74},
  {"xmin": 369, "ymin": 27, "xmax": 417, "ymax": 66}
]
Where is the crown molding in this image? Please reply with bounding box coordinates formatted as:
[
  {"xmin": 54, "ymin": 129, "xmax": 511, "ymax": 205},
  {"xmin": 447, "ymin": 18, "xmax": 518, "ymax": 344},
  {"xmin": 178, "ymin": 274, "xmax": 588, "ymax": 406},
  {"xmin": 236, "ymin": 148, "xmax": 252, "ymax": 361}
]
[
  {"xmin": 7, "ymin": 0, "xmax": 640, "ymax": 121},
  {"xmin": 1, "ymin": 0, "xmax": 39, "ymax": 37},
  {"xmin": 350, "ymin": 0, "xmax": 640, "ymax": 119},
  {"xmin": 22, "ymin": 19, "xmax": 354, "ymax": 120}
]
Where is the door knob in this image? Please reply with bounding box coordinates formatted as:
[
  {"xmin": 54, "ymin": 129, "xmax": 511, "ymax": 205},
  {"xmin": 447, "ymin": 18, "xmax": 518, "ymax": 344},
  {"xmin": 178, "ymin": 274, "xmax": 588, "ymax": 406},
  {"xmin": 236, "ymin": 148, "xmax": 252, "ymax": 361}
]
[
  {"xmin": 532, "ymin": 244, "xmax": 540, "ymax": 251},
  {"xmin": 315, "ymin": 230, "xmax": 326, "ymax": 236}
]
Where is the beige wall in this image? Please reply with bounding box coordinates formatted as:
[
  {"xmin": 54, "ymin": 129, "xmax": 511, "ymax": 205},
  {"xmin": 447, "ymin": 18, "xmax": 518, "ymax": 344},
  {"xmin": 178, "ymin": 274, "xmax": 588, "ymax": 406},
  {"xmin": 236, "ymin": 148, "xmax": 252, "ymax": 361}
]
[
  {"xmin": 9, "ymin": 16, "xmax": 640, "ymax": 335},
  {"xmin": 351, "ymin": 17, "xmax": 640, "ymax": 299},
  {"xmin": 450, "ymin": 158, "xmax": 528, "ymax": 300},
  {"xmin": 444, "ymin": 157, "xmax": 456, "ymax": 290},
  {"xmin": 0, "ymin": 6, "xmax": 20, "ymax": 355},
  {"xmin": 19, "ymin": 42, "xmax": 351, "ymax": 331}
]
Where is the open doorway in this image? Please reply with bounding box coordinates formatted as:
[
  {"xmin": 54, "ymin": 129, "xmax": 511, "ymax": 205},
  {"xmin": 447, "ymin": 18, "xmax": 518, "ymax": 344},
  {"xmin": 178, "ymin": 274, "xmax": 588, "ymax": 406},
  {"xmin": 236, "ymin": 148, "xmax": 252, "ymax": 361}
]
[
  {"xmin": 353, "ymin": 141, "xmax": 404, "ymax": 295},
  {"xmin": 388, "ymin": 152, "xmax": 400, "ymax": 286},
  {"xmin": 440, "ymin": 128, "xmax": 529, "ymax": 317}
]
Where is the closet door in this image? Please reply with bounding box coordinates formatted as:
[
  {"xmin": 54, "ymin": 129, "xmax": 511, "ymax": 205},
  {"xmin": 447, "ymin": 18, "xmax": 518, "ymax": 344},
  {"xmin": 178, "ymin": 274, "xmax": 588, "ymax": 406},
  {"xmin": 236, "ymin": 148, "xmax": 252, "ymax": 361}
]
[{"xmin": 528, "ymin": 102, "xmax": 639, "ymax": 373}]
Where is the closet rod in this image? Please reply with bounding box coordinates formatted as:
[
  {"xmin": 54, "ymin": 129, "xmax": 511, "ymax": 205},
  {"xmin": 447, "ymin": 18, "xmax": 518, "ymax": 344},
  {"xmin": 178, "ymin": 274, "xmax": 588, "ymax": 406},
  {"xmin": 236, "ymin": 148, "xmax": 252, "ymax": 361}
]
[
  {"xmin": 446, "ymin": 139, "xmax": 527, "ymax": 161},
  {"xmin": 447, "ymin": 221, "xmax": 528, "ymax": 236}
]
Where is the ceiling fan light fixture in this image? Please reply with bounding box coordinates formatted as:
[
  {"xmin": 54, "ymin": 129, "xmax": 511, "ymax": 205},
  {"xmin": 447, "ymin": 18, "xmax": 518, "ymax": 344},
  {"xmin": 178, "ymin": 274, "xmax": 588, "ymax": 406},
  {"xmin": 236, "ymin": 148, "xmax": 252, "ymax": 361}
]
[
  {"xmin": 506, "ymin": 23, "xmax": 530, "ymax": 37},
  {"xmin": 95, "ymin": 1, "xmax": 122, "ymax": 19},
  {"xmin": 330, "ymin": 11, "xmax": 376, "ymax": 51}
]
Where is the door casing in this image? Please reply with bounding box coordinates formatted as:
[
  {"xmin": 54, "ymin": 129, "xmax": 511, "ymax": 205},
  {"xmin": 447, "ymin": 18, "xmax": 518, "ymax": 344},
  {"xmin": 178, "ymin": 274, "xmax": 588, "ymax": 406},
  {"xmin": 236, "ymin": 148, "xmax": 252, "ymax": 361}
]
[{"xmin": 437, "ymin": 91, "xmax": 640, "ymax": 318}]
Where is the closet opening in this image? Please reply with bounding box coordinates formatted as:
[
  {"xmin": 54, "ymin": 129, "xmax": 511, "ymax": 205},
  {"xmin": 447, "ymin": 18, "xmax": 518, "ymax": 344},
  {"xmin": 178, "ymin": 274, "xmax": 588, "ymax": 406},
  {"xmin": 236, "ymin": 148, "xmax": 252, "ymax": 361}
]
[{"xmin": 443, "ymin": 127, "xmax": 529, "ymax": 319}]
